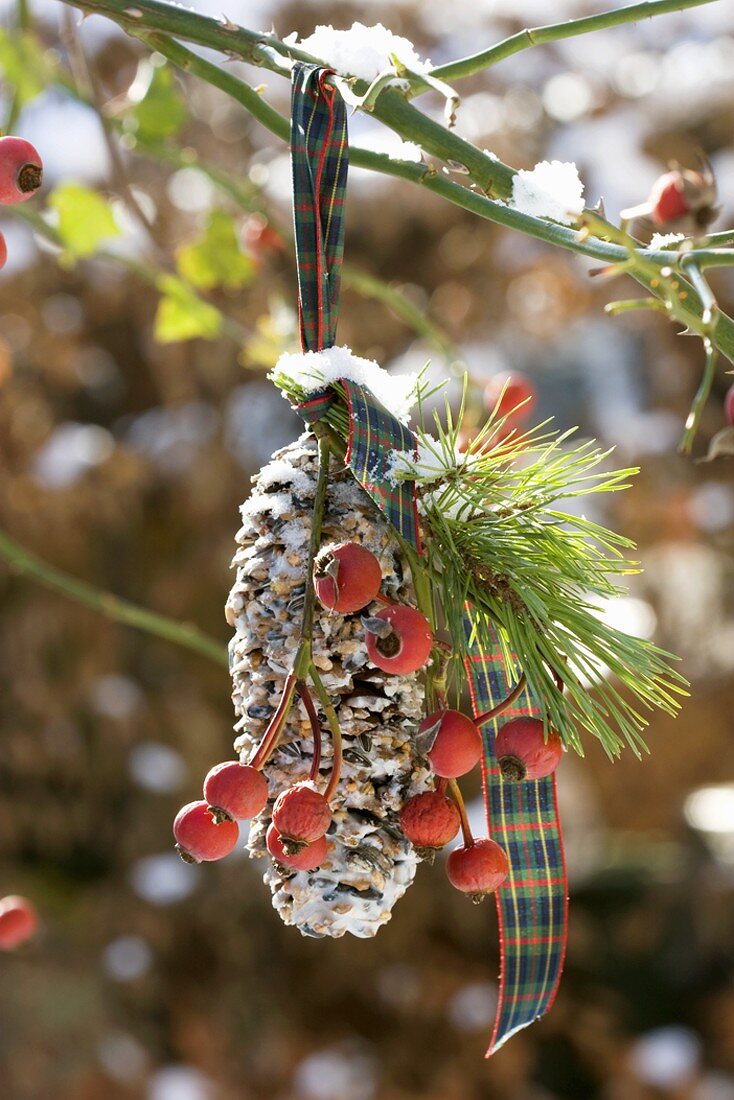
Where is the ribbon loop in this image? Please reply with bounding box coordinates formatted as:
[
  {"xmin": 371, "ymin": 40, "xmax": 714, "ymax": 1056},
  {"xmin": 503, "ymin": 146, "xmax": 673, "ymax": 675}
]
[{"xmin": 291, "ymin": 63, "xmax": 349, "ymax": 353}]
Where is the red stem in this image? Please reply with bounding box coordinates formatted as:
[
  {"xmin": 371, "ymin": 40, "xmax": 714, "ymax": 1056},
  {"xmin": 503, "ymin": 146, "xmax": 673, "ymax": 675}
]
[
  {"xmin": 248, "ymin": 671, "xmax": 298, "ymax": 770},
  {"xmin": 474, "ymin": 673, "xmax": 526, "ymax": 726},
  {"xmin": 297, "ymin": 680, "xmax": 323, "ymax": 782},
  {"xmin": 448, "ymin": 779, "xmax": 473, "ymax": 846}
]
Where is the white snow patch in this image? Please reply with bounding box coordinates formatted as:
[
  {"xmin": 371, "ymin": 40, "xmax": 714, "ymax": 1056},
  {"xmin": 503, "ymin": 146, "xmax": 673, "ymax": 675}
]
[
  {"xmin": 510, "ymin": 160, "xmax": 585, "ymax": 225},
  {"xmin": 257, "ymin": 458, "xmax": 313, "ymax": 495},
  {"xmin": 649, "ymin": 232, "xmax": 685, "ymax": 249},
  {"xmin": 240, "ymin": 492, "xmax": 293, "ymax": 519},
  {"xmin": 357, "ymin": 131, "xmax": 423, "ymax": 163},
  {"xmin": 388, "ymin": 435, "xmax": 461, "ymax": 485},
  {"xmin": 283, "ymin": 22, "xmax": 431, "ymax": 82},
  {"xmin": 272, "ymin": 345, "xmax": 418, "ymax": 423},
  {"xmin": 418, "ymin": 487, "xmax": 479, "ymax": 521}
]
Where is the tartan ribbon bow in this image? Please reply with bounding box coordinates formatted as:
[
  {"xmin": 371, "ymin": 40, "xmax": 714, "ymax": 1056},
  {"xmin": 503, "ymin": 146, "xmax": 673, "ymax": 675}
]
[{"xmin": 289, "ymin": 62, "xmax": 567, "ymax": 1055}]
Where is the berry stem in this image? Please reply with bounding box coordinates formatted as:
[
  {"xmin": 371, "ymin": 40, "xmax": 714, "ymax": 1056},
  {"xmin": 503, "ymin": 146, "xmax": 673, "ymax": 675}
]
[
  {"xmin": 298, "ymin": 680, "xmax": 323, "ymax": 782},
  {"xmin": 474, "ymin": 673, "xmax": 527, "ymax": 725},
  {"xmin": 448, "ymin": 778, "xmax": 474, "ymax": 846},
  {"xmin": 308, "ymin": 663, "xmax": 343, "ymax": 803},
  {"xmin": 248, "ymin": 671, "xmax": 298, "ymax": 770}
]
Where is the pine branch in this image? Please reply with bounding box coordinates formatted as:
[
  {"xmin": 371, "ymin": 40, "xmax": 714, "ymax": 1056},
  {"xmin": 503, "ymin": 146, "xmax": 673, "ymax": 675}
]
[
  {"xmin": 430, "ymin": 0, "xmax": 716, "ymax": 82},
  {"xmin": 269, "ymin": 374, "xmax": 688, "ymax": 757},
  {"xmin": 0, "ymin": 529, "xmax": 228, "ymax": 667}
]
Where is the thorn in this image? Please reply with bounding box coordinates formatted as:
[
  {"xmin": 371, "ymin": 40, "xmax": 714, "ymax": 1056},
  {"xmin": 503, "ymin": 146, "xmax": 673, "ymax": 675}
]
[
  {"xmin": 123, "ymin": 7, "xmax": 143, "ymax": 17},
  {"xmin": 219, "ymin": 13, "xmax": 238, "ymax": 30}
]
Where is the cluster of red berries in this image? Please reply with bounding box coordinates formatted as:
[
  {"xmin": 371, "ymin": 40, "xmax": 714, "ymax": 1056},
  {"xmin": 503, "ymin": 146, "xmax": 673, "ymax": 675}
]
[
  {"xmin": 0, "ymin": 895, "xmax": 37, "ymax": 950},
  {"xmin": 174, "ymin": 763, "xmax": 334, "ymax": 872},
  {"xmin": 0, "ymin": 136, "xmax": 43, "ymax": 270},
  {"xmin": 400, "ymin": 714, "xmax": 563, "ymax": 901},
  {"xmin": 313, "ymin": 541, "xmax": 434, "ymax": 675},
  {"xmin": 174, "ymin": 760, "xmax": 268, "ymax": 863}
]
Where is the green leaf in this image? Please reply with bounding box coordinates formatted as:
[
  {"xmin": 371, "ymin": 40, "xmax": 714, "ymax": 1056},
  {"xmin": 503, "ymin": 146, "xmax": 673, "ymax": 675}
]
[
  {"xmin": 175, "ymin": 211, "xmax": 256, "ymax": 291},
  {"xmin": 124, "ymin": 60, "xmax": 187, "ymax": 143},
  {"xmin": 0, "ymin": 29, "xmax": 55, "ymax": 108},
  {"xmin": 154, "ymin": 275, "xmax": 222, "ymax": 343},
  {"xmin": 49, "ymin": 183, "xmax": 120, "ymax": 260}
]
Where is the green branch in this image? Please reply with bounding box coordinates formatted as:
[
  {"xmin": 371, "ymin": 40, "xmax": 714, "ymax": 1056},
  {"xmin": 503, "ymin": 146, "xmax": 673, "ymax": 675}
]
[
  {"xmin": 430, "ymin": 0, "xmax": 717, "ymax": 82},
  {"xmin": 68, "ymin": 6, "xmax": 734, "ymax": 365},
  {"xmin": 0, "ymin": 529, "xmax": 228, "ymax": 666}
]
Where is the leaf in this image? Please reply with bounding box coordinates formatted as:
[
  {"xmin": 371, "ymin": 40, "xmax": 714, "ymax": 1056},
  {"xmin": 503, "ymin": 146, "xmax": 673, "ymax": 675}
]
[
  {"xmin": 0, "ymin": 29, "xmax": 55, "ymax": 108},
  {"xmin": 49, "ymin": 183, "xmax": 120, "ymax": 260},
  {"xmin": 154, "ymin": 276, "xmax": 222, "ymax": 343},
  {"xmin": 175, "ymin": 211, "xmax": 255, "ymax": 291},
  {"xmin": 124, "ymin": 60, "xmax": 187, "ymax": 143},
  {"xmin": 698, "ymin": 426, "xmax": 734, "ymax": 463}
]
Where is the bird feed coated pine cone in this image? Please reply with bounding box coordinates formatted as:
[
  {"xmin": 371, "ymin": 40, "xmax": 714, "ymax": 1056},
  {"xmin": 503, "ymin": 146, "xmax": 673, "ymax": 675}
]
[{"xmin": 226, "ymin": 437, "xmax": 432, "ymax": 939}]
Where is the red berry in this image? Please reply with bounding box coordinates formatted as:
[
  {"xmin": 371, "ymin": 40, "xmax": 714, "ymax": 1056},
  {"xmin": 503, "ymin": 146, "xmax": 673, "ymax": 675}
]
[
  {"xmin": 447, "ymin": 839, "xmax": 509, "ymax": 902},
  {"xmin": 725, "ymin": 382, "xmax": 734, "ymax": 427},
  {"xmin": 400, "ymin": 791, "xmax": 460, "ymax": 853},
  {"xmin": 272, "ymin": 782, "xmax": 331, "ymax": 847},
  {"xmin": 364, "ymin": 604, "xmax": 433, "ymax": 675},
  {"xmin": 484, "ymin": 371, "xmax": 536, "ymax": 424},
  {"xmin": 418, "ymin": 709, "xmax": 482, "ymax": 778},
  {"xmin": 242, "ymin": 214, "xmax": 286, "ymax": 256},
  {"xmin": 203, "ymin": 761, "xmax": 268, "ymax": 823},
  {"xmin": 0, "ymin": 231, "xmax": 7, "ymax": 271},
  {"xmin": 649, "ymin": 171, "xmax": 690, "ymax": 226},
  {"xmin": 0, "ymin": 896, "xmax": 37, "ymax": 950},
  {"xmin": 173, "ymin": 800, "xmax": 239, "ymax": 863},
  {"xmin": 0, "ymin": 136, "xmax": 43, "ymax": 204},
  {"xmin": 314, "ymin": 542, "xmax": 383, "ymax": 613},
  {"xmin": 494, "ymin": 716, "xmax": 562, "ymax": 782},
  {"xmin": 266, "ymin": 823, "xmax": 328, "ymax": 871}
]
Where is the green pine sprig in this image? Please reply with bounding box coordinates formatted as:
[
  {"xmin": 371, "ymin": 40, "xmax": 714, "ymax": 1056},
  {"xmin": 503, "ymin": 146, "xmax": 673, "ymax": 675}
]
[{"xmin": 271, "ymin": 368, "xmax": 688, "ymax": 758}]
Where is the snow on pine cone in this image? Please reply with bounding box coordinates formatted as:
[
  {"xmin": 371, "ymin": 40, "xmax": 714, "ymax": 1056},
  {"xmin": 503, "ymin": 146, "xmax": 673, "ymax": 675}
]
[{"xmin": 226, "ymin": 435, "xmax": 432, "ymax": 938}]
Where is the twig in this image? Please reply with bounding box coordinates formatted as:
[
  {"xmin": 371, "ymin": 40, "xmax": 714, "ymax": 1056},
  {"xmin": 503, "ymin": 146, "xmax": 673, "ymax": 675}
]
[
  {"xmin": 0, "ymin": 528, "xmax": 228, "ymax": 666},
  {"xmin": 678, "ymin": 339, "xmax": 718, "ymax": 455},
  {"xmin": 60, "ymin": 7, "xmax": 164, "ymax": 260},
  {"xmin": 430, "ymin": 0, "xmax": 715, "ymax": 82}
]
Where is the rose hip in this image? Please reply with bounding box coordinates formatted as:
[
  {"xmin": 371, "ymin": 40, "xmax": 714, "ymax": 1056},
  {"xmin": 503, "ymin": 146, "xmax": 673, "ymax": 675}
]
[
  {"xmin": 314, "ymin": 542, "xmax": 382, "ymax": 613},
  {"xmin": 419, "ymin": 709, "xmax": 483, "ymax": 778},
  {"xmin": 364, "ymin": 604, "xmax": 433, "ymax": 675},
  {"xmin": 494, "ymin": 716, "xmax": 563, "ymax": 782},
  {"xmin": 203, "ymin": 761, "xmax": 268, "ymax": 823},
  {"xmin": 484, "ymin": 371, "xmax": 536, "ymax": 424},
  {"xmin": 173, "ymin": 800, "xmax": 239, "ymax": 863},
  {"xmin": 266, "ymin": 823, "xmax": 328, "ymax": 871},
  {"xmin": 725, "ymin": 382, "xmax": 734, "ymax": 427},
  {"xmin": 400, "ymin": 791, "xmax": 460, "ymax": 854},
  {"xmin": 272, "ymin": 782, "xmax": 331, "ymax": 847},
  {"xmin": 0, "ymin": 896, "xmax": 37, "ymax": 950},
  {"xmin": 0, "ymin": 136, "xmax": 43, "ymax": 204},
  {"xmin": 447, "ymin": 839, "xmax": 509, "ymax": 902}
]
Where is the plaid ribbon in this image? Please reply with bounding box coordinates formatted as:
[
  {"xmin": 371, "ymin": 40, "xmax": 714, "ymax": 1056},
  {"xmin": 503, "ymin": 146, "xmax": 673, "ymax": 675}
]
[
  {"xmin": 464, "ymin": 611, "xmax": 568, "ymax": 1055},
  {"xmin": 291, "ymin": 62, "xmax": 348, "ymax": 353},
  {"xmin": 298, "ymin": 381, "xmax": 422, "ymax": 552},
  {"xmin": 289, "ymin": 61, "xmax": 565, "ymax": 1053}
]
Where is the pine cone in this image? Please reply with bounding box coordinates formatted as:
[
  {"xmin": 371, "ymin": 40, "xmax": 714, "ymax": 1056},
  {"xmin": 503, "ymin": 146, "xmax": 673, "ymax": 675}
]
[{"xmin": 226, "ymin": 436, "xmax": 431, "ymax": 938}]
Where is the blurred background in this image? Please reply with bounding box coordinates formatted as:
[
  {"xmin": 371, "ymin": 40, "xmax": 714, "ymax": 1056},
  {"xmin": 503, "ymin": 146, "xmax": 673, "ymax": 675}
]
[{"xmin": 1, "ymin": 0, "xmax": 734, "ymax": 1097}]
